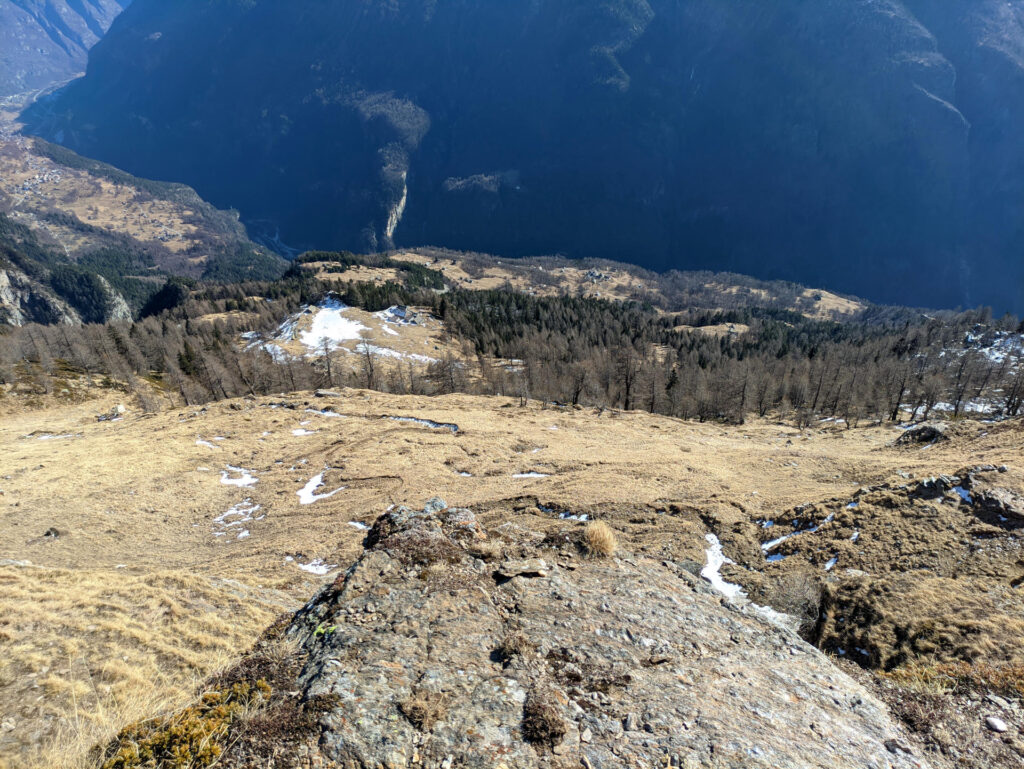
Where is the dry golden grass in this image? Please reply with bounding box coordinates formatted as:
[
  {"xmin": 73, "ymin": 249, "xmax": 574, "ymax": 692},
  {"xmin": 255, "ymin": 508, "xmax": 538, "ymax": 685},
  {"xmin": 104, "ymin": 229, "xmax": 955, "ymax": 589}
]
[
  {"xmin": 584, "ymin": 521, "xmax": 618, "ymax": 557},
  {"xmin": 883, "ymin": 661, "xmax": 1024, "ymax": 699},
  {"xmin": 1, "ymin": 383, "xmax": 1022, "ymax": 766},
  {"xmin": 0, "ymin": 565, "xmax": 287, "ymax": 768},
  {"xmin": 673, "ymin": 323, "xmax": 751, "ymax": 338},
  {"xmin": 398, "ymin": 690, "xmax": 449, "ymax": 731}
]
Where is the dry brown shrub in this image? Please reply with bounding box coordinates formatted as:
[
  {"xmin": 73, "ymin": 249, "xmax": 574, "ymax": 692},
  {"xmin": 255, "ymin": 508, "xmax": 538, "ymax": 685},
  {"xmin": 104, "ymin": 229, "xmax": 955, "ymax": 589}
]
[
  {"xmin": 398, "ymin": 690, "xmax": 449, "ymax": 731},
  {"xmin": 768, "ymin": 571, "xmax": 823, "ymax": 639},
  {"xmin": 585, "ymin": 521, "xmax": 617, "ymax": 558},
  {"xmin": 467, "ymin": 538, "xmax": 505, "ymax": 562},
  {"xmin": 521, "ymin": 689, "xmax": 567, "ymax": 747},
  {"xmin": 496, "ymin": 630, "xmax": 535, "ymax": 663}
]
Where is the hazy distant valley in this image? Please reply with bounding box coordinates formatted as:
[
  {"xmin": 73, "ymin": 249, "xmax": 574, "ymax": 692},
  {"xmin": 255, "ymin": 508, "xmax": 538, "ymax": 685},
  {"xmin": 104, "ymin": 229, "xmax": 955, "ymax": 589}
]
[
  {"xmin": 2, "ymin": 3, "xmax": 1024, "ymax": 769},
  {"xmin": 0, "ymin": 0, "xmax": 131, "ymax": 98},
  {"xmin": 18, "ymin": 0, "xmax": 1024, "ymax": 311}
]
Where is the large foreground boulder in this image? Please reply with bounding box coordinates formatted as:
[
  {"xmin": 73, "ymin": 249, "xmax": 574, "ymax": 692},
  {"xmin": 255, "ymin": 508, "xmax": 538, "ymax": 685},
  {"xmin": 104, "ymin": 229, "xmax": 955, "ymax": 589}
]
[{"xmin": 100, "ymin": 499, "xmax": 928, "ymax": 768}]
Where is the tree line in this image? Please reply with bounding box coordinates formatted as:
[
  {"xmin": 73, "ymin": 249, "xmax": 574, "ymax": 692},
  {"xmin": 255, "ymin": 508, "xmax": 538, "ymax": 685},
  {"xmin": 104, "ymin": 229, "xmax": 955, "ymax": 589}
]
[{"xmin": 0, "ymin": 266, "xmax": 1020, "ymax": 426}]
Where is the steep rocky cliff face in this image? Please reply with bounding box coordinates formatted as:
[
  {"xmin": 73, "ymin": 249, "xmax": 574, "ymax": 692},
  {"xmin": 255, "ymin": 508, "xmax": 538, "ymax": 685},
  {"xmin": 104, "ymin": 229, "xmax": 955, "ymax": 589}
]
[
  {"xmin": 22, "ymin": 0, "xmax": 1024, "ymax": 310},
  {"xmin": 0, "ymin": 265, "xmax": 78, "ymax": 325},
  {"xmin": 0, "ymin": 0, "xmax": 131, "ymax": 98}
]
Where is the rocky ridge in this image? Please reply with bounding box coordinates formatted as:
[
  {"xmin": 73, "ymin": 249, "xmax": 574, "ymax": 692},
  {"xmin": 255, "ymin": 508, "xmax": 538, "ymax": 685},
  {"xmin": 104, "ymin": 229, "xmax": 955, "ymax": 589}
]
[
  {"xmin": 0, "ymin": 264, "xmax": 78, "ymax": 325},
  {"xmin": 107, "ymin": 498, "xmax": 932, "ymax": 769}
]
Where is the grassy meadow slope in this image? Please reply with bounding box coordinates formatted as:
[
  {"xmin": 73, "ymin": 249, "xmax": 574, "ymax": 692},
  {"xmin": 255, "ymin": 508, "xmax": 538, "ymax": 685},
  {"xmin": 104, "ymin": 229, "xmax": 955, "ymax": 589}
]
[{"xmin": 1, "ymin": 379, "xmax": 1023, "ymax": 766}]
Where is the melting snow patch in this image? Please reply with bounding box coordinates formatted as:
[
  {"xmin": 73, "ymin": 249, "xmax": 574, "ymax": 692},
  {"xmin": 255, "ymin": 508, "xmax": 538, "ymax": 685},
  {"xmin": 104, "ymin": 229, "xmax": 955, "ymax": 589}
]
[
  {"xmin": 298, "ymin": 473, "xmax": 346, "ymax": 505},
  {"xmin": 761, "ymin": 513, "xmax": 835, "ymax": 554},
  {"xmin": 851, "ymin": 531, "xmax": 860, "ymax": 543},
  {"xmin": 456, "ymin": 471, "xmax": 473, "ymax": 477},
  {"xmin": 292, "ymin": 428, "xmax": 317, "ymax": 436},
  {"xmin": 357, "ymin": 342, "xmax": 436, "ymax": 364},
  {"xmin": 766, "ymin": 553, "xmax": 786, "ymax": 563},
  {"xmin": 237, "ymin": 530, "xmax": 250, "ymax": 540},
  {"xmin": 953, "ymin": 486, "xmax": 974, "ymax": 504},
  {"xmin": 348, "ymin": 521, "xmax": 370, "ymax": 531},
  {"xmin": 196, "ymin": 439, "xmax": 218, "ymax": 449},
  {"xmin": 701, "ymin": 534, "xmax": 745, "ymax": 599},
  {"xmin": 220, "ymin": 466, "xmax": 258, "ymax": 487},
  {"xmin": 299, "ymin": 298, "xmax": 368, "ymax": 351},
  {"xmin": 387, "ymin": 416, "xmax": 459, "ymax": 433},
  {"xmin": 34, "ymin": 433, "xmax": 77, "ymax": 441},
  {"xmin": 824, "ymin": 556, "xmax": 839, "ymax": 571},
  {"xmin": 514, "ymin": 472, "xmax": 549, "ymax": 479},
  {"xmin": 296, "ymin": 558, "xmax": 336, "ymax": 576},
  {"xmin": 846, "ymin": 501, "xmax": 859, "ymax": 509},
  {"xmin": 306, "ymin": 408, "xmax": 344, "ymax": 418},
  {"xmin": 213, "ymin": 500, "xmax": 262, "ymax": 528},
  {"xmin": 560, "ymin": 512, "xmax": 589, "ymax": 522}
]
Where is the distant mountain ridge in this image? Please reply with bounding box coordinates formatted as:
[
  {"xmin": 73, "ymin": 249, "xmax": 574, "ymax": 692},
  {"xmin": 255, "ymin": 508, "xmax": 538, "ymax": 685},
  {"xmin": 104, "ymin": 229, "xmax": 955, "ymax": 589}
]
[
  {"xmin": 0, "ymin": 0, "xmax": 131, "ymax": 98},
  {"xmin": 22, "ymin": 0, "xmax": 1024, "ymax": 311}
]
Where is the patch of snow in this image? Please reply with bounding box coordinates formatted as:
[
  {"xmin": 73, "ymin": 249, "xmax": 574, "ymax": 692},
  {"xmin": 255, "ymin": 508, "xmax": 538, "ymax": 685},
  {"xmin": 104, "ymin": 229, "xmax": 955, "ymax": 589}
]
[
  {"xmin": 299, "ymin": 298, "xmax": 368, "ymax": 351},
  {"xmin": 953, "ymin": 486, "xmax": 974, "ymax": 504},
  {"xmin": 306, "ymin": 408, "xmax": 344, "ymax": 418},
  {"xmin": 213, "ymin": 500, "xmax": 262, "ymax": 527},
  {"xmin": 220, "ymin": 466, "xmax": 258, "ymax": 487},
  {"xmin": 851, "ymin": 531, "xmax": 860, "ymax": 543},
  {"xmin": 297, "ymin": 558, "xmax": 337, "ymax": 576},
  {"xmin": 824, "ymin": 556, "xmax": 838, "ymax": 571},
  {"xmin": 846, "ymin": 501, "xmax": 859, "ymax": 509},
  {"xmin": 237, "ymin": 530, "xmax": 250, "ymax": 540},
  {"xmin": 356, "ymin": 342, "xmax": 436, "ymax": 364},
  {"xmin": 34, "ymin": 433, "xmax": 77, "ymax": 441},
  {"xmin": 761, "ymin": 513, "xmax": 835, "ymax": 555},
  {"xmin": 766, "ymin": 553, "xmax": 787, "ymax": 563},
  {"xmin": 387, "ymin": 416, "xmax": 459, "ymax": 433},
  {"xmin": 348, "ymin": 521, "xmax": 370, "ymax": 531},
  {"xmin": 196, "ymin": 439, "xmax": 218, "ymax": 449},
  {"xmin": 298, "ymin": 473, "xmax": 346, "ymax": 505},
  {"xmin": 560, "ymin": 513, "xmax": 589, "ymax": 522},
  {"xmin": 292, "ymin": 428, "xmax": 317, "ymax": 436},
  {"xmin": 701, "ymin": 534, "xmax": 745, "ymax": 599},
  {"xmin": 514, "ymin": 472, "xmax": 549, "ymax": 479},
  {"xmin": 457, "ymin": 471, "xmax": 473, "ymax": 477}
]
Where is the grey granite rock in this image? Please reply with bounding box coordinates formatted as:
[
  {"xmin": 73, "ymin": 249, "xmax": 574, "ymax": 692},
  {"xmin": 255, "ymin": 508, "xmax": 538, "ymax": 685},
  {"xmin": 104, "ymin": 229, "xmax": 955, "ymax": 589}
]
[{"xmin": 227, "ymin": 502, "xmax": 931, "ymax": 768}]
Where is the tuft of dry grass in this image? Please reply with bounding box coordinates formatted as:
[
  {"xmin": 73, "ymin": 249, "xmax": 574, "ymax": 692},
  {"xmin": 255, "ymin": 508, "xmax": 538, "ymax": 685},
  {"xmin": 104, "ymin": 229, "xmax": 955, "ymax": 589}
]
[
  {"xmin": 398, "ymin": 690, "xmax": 449, "ymax": 732},
  {"xmin": 467, "ymin": 538, "xmax": 505, "ymax": 562},
  {"xmin": 495, "ymin": 630, "xmax": 535, "ymax": 664},
  {"xmin": 521, "ymin": 689, "xmax": 567, "ymax": 748},
  {"xmin": 585, "ymin": 521, "xmax": 617, "ymax": 558}
]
